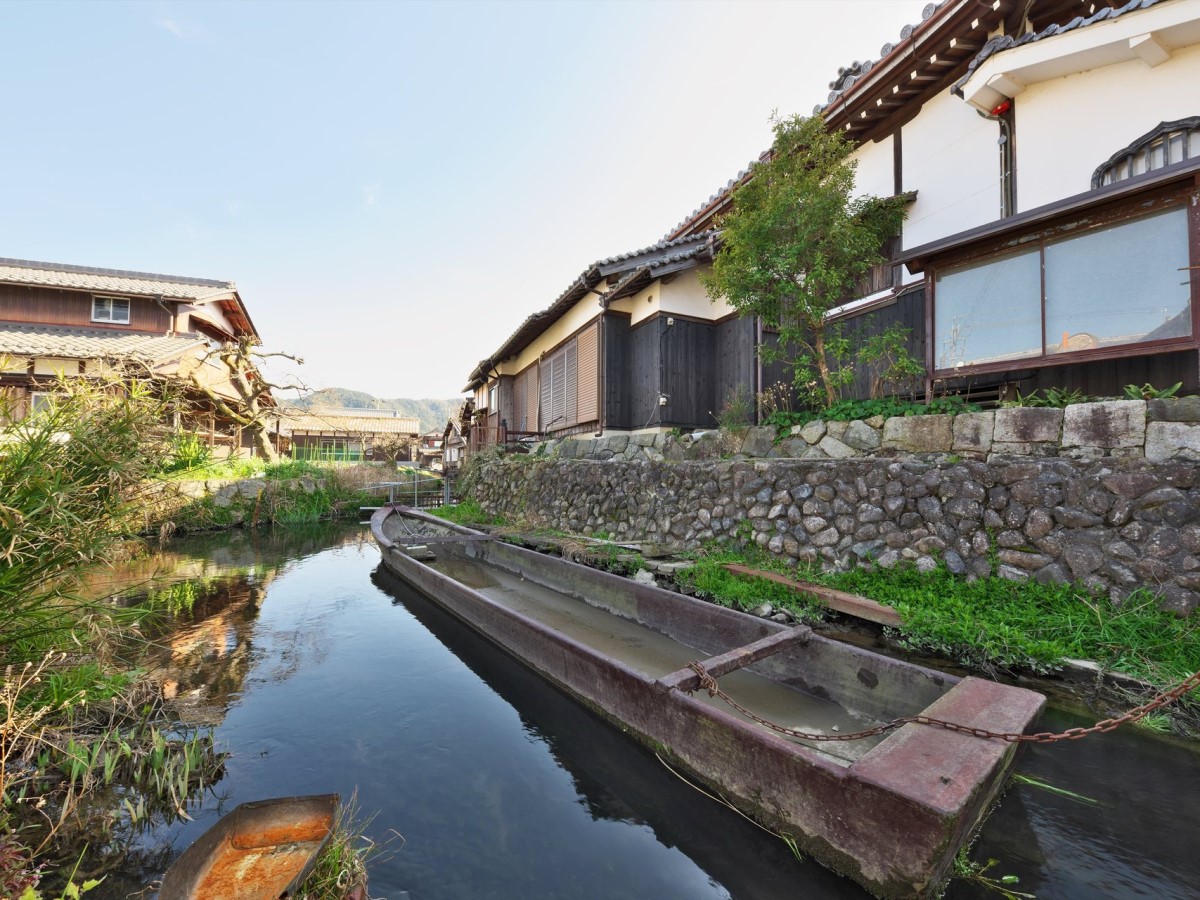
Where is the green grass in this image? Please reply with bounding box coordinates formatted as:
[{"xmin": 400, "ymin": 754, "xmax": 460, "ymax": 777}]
[
  {"xmin": 678, "ymin": 548, "xmax": 1200, "ymax": 687},
  {"xmin": 427, "ymin": 499, "xmax": 506, "ymax": 527}
]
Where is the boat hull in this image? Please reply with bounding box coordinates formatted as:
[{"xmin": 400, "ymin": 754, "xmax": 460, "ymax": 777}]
[
  {"xmin": 372, "ymin": 506, "xmax": 1044, "ymax": 899},
  {"xmin": 158, "ymin": 794, "xmax": 338, "ymax": 900}
]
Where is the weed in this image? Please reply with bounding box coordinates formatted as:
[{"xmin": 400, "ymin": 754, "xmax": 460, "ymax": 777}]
[
  {"xmin": 1124, "ymin": 382, "xmax": 1183, "ymax": 401},
  {"xmin": 427, "ymin": 499, "xmax": 506, "ymax": 527},
  {"xmin": 1002, "ymin": 387, "xmax": 1091, "ymax": 408},
  {"xmin": 295, "ymin": 794, "xmax": 394, "ymax": 900},
  {"xmin": 952, "ymin": 849, "xmax": 1035, "ymax": 899}
]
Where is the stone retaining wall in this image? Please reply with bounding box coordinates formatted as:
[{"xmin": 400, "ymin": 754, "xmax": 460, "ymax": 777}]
[
  {"xmin": 542, "ymin": 398, "xmax": 1200, "ymax": 465},
  {"xmin": 469, "ymin": 454, "xmax": 1200, "ymax": 615}
]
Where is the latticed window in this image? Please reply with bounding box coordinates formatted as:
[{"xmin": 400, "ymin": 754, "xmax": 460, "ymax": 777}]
[{"xmin": 1092, "ymin": 117, "xmax": 1200, "ymax": 188}]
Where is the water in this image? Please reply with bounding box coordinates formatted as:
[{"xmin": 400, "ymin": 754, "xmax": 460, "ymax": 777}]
[{"xmin": 94, "ymin": 524, "xmax": 1200, "ymax": 899}]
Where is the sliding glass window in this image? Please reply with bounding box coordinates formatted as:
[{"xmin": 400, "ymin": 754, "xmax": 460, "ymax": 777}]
[
  {"xmin": 1044, "ymin": 207, "xmax": 1190, "ymax": 354},
  {"xmin": 933, "ymin": 203, "xmax": 1192, "ymax": 372},
  {"xmin": 934, "ymin": 248, "xmax": 1041, "ymax": 369}
]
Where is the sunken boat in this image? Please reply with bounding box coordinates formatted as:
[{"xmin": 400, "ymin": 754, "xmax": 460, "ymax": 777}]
[
  {"xmin": 372, "ymin": 505, "xmax": 1044, "ymax": 899},
  {"xmin": 158, "ymin": 794, "xmax": 340, "ymax": 900}
]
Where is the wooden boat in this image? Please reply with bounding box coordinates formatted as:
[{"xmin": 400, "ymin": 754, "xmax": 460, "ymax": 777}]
[
  {"xmin": 372, "ymin": 505, "xmax": 1045, "ymax": 899},
  {"xmin": 158, "ymin": 794, "xmax": 338, "ymax": 900}
]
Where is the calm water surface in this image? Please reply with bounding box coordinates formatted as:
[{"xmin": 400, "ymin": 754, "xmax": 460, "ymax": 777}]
[{"xmin": 96, "ymin": 524, "xmax": 1200, "ymax": 899}]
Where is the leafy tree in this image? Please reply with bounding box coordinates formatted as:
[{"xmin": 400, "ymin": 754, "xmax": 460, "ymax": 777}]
[{"xmin": 701, "ymin": 114, "xmax": 907, "ymax": 408}]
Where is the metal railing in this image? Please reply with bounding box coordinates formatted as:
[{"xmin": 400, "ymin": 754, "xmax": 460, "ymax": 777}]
[
  {"xmin": 292, "ymin": 445, "xmax": 366, "ymax": 463},
  {"xmin": 364, "ymin": 471, "xmax": 460, "ymax": 510},
  {"xmin": 468, "ymin": 426, "xmax": 540, "ymax": 453}
]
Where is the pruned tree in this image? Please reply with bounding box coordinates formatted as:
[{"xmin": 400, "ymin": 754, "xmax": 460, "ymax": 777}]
[
  {"xmin": 374, "ymin": 433, "xmax": 416, "ymax": 464},
  {"xmin": 184, "ymin": 336, "xmax": 303, "ymax": 463},
  {"xmin": 701, "ymin": 114, "xmax": 907, "ymax": 409}
]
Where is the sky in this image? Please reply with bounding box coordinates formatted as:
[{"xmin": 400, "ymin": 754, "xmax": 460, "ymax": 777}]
[{"xmin": 0, "ymin": 0, "xmax": 927, "ymax": 399}]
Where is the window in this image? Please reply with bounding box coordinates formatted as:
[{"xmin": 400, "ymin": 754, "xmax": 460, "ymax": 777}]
[
  {"xmin": 1092, "ymin": 118, "xmax": 1200, "ymax": 189},
  {"xmin": 934, "ymin": 204, "xmax": 1192, "ymax": 373},
  {"xmin": 935, "ymin": 248, "xmax": 1041, "ymax": 369},
  {"xmin": 92, "ymin": 296, "xmax": 130, "ymax": 324}
]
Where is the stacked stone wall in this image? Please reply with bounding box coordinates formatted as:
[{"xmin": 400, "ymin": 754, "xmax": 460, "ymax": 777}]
[
  {"xmin": 542, "ymin": 398, "xmax": 1200, "ymax": 465},
  {"xmin": 469, "ymin": 454, "xmax": 1200, "ymax": 615}
]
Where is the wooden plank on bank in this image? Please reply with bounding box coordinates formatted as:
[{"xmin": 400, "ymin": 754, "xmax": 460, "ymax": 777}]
[{"xmin": 722, "ymin": 564, "xmax": 903, "ymax": 628}]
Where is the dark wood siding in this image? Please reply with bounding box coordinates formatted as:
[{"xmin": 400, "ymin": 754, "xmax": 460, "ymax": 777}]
[
  {"xmin": 661, "ymin": 318, "xmax": 718, "ymax": 428},
  {"xmin": 991, "ymin": 349, "xmax": 1199, "ymax": 401},
  {"xmin": 625, "ymin": 316, "xmax": 662, "ymax": 429},
  {"xmin": 603, "ymin": 312, "xmax": 632, "ymax": 429},
  {"xmin": 0, "ymin": 284, "xmax": 173, "ymax": 332},
  {"xmin": 714, "ymin": 315, "xmax": 757, "ymax": 417},
  {"xmin": 833, "ymin": 285, "xmax": 926, "ymax": 400}
]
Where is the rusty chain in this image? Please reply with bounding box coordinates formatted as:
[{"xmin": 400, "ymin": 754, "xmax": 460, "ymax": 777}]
[{"xmin": 684, "ymin": 661, "xmax": 1200, "ymax": 744}]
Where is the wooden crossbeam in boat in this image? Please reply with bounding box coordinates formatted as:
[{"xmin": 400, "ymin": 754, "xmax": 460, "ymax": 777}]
[
  {"xmin": 659, "ymin": 626, "xmax": 812, "ymax": 693},
  {"xmin": 723, "ymin": 564, "xmax": 902, "ymax": 627}
]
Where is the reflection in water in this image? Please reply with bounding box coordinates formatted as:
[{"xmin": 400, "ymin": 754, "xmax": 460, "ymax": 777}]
[{"xmin": 90, "ymin": 524, "xmax": 1200, "ymax": 900}]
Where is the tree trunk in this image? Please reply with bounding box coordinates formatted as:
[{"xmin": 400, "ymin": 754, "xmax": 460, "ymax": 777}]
[
  {"xmin": 812, "ymin": 325, "xmax": 837, "ymax": 408},
  {"xmin": 250, "ymin": 423, "xmax": 278, "ymax": 463}
]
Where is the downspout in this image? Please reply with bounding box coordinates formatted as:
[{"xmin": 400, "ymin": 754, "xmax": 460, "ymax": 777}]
[{"xmin": 755, "ymin": 316, "xmax": 764, "ymax": 424}]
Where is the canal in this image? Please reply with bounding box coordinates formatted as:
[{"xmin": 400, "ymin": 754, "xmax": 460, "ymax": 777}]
[{"xmin": 93, "ymin": 523, "xmax": 1200, "ymax": 899}]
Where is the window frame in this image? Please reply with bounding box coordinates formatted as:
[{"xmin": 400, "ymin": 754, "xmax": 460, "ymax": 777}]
[
  {"xmin": 91, "ymin": 295, "xmax": 131, "ymax": 325},
  {"xmin": 927, "ymin": 181, "xmax": 1200, "ymax": 379}
]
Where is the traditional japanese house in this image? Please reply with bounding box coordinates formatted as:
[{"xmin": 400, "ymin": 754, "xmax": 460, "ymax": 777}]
[
  {"xmin": 667, "ymin": 0, "xmax": 1200, "ymax": 402},
  {"xmin": 277, "ymin": 407, "xmax": 420, "ymax": 463},
  {"xmin": 0, "ymin": 257, "xmax": 266, "ymax": 454}
]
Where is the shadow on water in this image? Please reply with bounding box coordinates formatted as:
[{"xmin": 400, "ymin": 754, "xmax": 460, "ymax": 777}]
[{"xmin": 86, "ymin": 525, "xmax": 1200, "ymax": 900}]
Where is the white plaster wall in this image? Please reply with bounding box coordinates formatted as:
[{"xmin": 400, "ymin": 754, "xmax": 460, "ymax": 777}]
[
  {"xmin": 615, "ymin": 283, "xmax": 662, "ymax": 327},
  {"xmin": 1016, "ymin": 42, "xmax": 1200, "ymax": 211},
  {"xmin": 851, "ymin": 133, "xmax": 894, "ymax": 200},
  {"xmin": 656, "ymin": 267, "xmax": 733, "ymax": 323},
  {"xmin": 901, "ymin": 89, "xmax": 1001, "ymax": 250},
  {"xmin": 499, "ymin": 295, "xmax": 602, "ymax": 376}
]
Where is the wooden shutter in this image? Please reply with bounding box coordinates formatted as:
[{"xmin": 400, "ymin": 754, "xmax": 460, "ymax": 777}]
[
  {"xmin": 576, "ymin": 323, "xmax": 598, "ymax": 423},
  {"xmin": 513, "ymin": 369, "xmax": 528, "ymax": 432},
  {"xmin": 564, "ymin": 341, "xmax": 578, "ymax": 425}
]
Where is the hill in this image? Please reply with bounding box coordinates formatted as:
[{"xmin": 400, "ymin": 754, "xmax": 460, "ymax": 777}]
[{"xmin": 291, "ymin": 389, "xmax": 463, "ymax": 433}]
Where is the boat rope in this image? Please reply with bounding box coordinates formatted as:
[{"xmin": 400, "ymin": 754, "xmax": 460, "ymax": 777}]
[{"xmin": 683, "ymin": 661, "xmax": 1200, "ymax": 744}]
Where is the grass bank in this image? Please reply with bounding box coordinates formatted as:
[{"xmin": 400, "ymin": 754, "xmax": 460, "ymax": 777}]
[
  {"xmin": 151, "ymin": 460, "xmax": 388, "ymax": 532},
  {"xmin": 424, "ymin": 500, "xmax": 1198, "ymax": 693},
  {"xmin": 678, "ymin": 547, "xmax": 1200, "ymax": 688}
]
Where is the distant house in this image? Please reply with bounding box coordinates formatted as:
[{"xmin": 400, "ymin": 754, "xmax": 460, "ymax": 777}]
[
  {"xmin": 442, "ymin": 416, "xmax": 465, "ymax": 472},
  {"xmin": 416, "ymin": 429, "xmax": 444, "ymax": 470},
  {"xmin": 0, "ymin": 257, "xmax": 265, "ymax": 454},
  {"xmin": 277, "ymin": 407, "xmax": 419, "ymax": 462},
  {"xmin": 667, "ymin": 0, "xmax": 1200, "ymax": 402},
  {"xmin": 464, "ymin": 231, "xmax": 766, "ymax": 445}
]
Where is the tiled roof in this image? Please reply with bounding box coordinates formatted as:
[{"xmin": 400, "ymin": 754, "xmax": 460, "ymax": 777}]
[
  {"xmin": 952, "ymin": 0, "xmax": 1166, "ymax": 95},
  {"xmin": 664, "ymin": 157, "xmax": 765, "ymax": 241},
  {"xmin": 0, "ymin": 257, "xmax": 237, "ymax": 301},
  {"xmin": 466, "ymin": 231, "xmax": 717, "ymax": 389},
  {"xmin": 277, "ymin": 408, "xmax": 420, "ymax": 436},
  {"xmin": 814, "ymin": 2, "xmax": 948, "ymax": 116},
  {"xmin": 0, "ymin": 322, "xmax": 207, "ymax": 363}
]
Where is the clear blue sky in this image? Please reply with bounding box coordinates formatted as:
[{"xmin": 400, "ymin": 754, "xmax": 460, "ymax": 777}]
[{"xmin": 0, "ymin": 0, "xmax": 924, "ymax": 398}]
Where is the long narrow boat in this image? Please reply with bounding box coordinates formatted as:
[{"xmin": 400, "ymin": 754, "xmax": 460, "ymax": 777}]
[
  {"xmin": 372, "ymin": 505, "xmax": 1045, "ymax": 899},
  {"xmin": 158, "ymin": 794, "xmax": 338, "ymax": 900}
]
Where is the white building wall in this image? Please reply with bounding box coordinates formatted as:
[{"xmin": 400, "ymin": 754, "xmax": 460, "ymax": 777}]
[
  {"xmin": 656, "ymin": 267, "xmax": 733, "ymax": 322},
  {"xmin": 850, "ymin": 133, "xmax": 894, "ymax": 200},
  {"xmin": 1016, "ymin": 42, "xmax": 1200, "ymax": 211},
  {"xmin": 901, "ymin": 89, "xmax": 1001, "ymax": 250}
]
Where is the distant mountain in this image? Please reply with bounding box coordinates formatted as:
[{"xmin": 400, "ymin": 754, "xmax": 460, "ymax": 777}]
[{"xmin": 292, "ymin": 389, "xmax": 463, "ymax": 433}]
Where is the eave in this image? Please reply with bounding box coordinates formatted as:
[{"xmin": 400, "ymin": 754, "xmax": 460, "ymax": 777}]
[{"xmin": 897, "ymin": 156, "xmax": 1200, "ymax": 272}]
